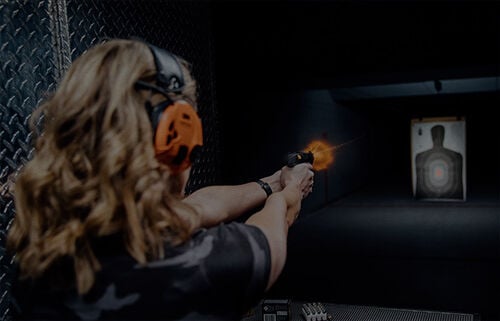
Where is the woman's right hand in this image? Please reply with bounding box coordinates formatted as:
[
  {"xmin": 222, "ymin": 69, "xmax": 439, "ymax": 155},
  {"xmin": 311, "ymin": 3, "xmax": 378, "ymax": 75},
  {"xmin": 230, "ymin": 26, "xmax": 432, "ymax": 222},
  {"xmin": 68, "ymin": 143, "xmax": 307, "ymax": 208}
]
[
  {"xmin": 280, "ymin": 163, "xmax": 314, "ymax": 199},
  {"xmin": 279, "ymin": 163, "xmax": 314, "ymax": 225},
  {"xmin": 279, "ymin": 183, "xmax": 302, "ymax": 227}
]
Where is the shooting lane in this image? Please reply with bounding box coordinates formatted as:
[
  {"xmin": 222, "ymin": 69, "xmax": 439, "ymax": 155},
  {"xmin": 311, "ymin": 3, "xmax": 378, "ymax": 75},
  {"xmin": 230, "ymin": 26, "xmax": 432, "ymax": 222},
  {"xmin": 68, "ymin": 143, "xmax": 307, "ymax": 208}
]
[{"xmin": 212, "ymin": 2, "xmax": 500, "ymax": 321}]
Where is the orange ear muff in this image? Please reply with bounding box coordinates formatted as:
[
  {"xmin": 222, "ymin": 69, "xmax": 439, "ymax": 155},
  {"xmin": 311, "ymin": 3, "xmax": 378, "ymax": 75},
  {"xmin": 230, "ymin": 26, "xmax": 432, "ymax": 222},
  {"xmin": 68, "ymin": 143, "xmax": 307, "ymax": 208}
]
[{"xmin": 154, "ymin": 100, "xmax": 203, "ymax": 174}]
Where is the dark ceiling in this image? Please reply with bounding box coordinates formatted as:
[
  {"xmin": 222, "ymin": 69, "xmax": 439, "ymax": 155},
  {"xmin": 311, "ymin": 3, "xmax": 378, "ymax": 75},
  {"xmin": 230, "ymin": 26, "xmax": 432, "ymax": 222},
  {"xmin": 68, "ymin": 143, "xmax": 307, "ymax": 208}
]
[
  {"xmin": 211, "ymin": 1, "xmax": 500, "ymax": 187},
  {"xmin": 211, "ymin": 1, "xmax": 500, "ymax": 91}
]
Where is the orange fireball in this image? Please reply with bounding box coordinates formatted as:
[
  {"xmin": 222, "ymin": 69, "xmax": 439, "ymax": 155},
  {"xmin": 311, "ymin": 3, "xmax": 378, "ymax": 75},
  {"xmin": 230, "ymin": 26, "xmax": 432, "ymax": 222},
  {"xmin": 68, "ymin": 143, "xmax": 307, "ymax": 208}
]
[{"xmin": 304, "ymin": 140, "xmax": 334, "ymax": 171}]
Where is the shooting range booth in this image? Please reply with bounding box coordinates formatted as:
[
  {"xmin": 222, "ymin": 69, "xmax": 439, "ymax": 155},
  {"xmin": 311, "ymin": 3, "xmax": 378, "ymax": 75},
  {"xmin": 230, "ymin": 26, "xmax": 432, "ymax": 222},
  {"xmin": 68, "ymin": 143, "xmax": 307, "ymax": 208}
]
[{"xmin": 1, "ymin": 1, "xmax": 499, "ymax": 321}]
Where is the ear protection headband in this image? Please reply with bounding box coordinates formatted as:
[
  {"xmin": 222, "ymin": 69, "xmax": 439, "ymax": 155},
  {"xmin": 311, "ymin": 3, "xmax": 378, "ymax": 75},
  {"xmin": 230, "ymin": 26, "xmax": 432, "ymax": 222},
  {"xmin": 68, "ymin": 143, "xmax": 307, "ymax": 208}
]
[{"xmin": 135, "ymin": 43, "xmax": 203, "ymax": 174}]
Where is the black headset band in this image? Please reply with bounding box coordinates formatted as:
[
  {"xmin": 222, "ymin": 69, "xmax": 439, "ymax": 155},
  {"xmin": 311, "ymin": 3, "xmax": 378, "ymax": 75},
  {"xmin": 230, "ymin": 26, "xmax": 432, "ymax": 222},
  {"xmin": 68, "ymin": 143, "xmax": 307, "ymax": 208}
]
[
  {"xmin": 147, "ymin": 44, "xmax": 185, "ymax": 93},
  {"xmin": 135, "ymin": 80, "xmax": 173, "ymax": 97},
  {"xmin": 129, "ymin": 38, "xmax": 185, "ymax": 92}
]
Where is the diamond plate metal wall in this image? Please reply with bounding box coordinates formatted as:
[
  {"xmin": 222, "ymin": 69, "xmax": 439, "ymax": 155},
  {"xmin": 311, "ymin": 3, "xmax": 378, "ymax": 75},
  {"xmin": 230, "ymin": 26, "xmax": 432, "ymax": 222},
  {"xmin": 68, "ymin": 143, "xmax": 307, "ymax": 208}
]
[
  {"xmin": 0, "ymin": 1, "xmax": 219, "ymax": 319},
  {"xmin": 0, "ymin": 1, "xmax": 59, "ymax": 319}
]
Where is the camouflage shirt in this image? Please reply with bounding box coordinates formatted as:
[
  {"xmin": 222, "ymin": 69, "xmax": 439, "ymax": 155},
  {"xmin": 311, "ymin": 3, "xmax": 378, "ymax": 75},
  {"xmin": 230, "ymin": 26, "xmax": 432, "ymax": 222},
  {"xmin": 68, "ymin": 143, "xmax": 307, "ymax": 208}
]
[{"xmin": 12, "ymin": 222, "xmax": 271, "ymax": 320}]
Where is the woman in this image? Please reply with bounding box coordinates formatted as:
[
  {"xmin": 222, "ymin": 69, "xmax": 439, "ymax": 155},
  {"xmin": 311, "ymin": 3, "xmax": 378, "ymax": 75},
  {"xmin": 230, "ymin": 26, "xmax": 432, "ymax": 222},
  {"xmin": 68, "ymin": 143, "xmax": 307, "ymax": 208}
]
[{"xmin": 7, "ymin": 39, "xmax": 314, "ymax": 320}]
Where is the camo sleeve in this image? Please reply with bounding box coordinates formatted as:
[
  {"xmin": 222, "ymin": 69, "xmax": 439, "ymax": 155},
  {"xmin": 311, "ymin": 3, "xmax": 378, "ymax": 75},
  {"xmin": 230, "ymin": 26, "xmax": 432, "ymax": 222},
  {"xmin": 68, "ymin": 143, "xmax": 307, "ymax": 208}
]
[{"xmin": 202, "ymin": 222, "xmax": 271, "ymax": 314}]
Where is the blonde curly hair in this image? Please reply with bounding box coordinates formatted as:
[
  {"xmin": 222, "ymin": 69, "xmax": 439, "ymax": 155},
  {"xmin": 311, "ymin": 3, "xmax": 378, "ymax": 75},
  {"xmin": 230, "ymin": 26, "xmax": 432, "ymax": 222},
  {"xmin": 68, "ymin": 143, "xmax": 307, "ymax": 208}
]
[{"xmin": 7, "ymin": 39, "xmax": 200, "ymax": 294}]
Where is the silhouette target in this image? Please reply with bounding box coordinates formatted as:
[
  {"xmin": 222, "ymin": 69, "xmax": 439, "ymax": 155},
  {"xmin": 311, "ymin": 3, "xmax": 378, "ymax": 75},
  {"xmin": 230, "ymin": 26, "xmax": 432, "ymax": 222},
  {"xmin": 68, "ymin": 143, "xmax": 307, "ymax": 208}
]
[{"xmin": 415, "ymin": 124, "xmax": 464, "ymax": 200}]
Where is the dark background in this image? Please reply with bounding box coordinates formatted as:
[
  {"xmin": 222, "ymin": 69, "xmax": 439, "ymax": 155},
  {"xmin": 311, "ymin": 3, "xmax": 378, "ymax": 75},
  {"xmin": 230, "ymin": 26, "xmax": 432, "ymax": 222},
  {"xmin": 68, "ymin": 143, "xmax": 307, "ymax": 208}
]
[
  {"xmin": 210, "ymin": 1, "xmax": 500, "ymax": 320},
  {"xmin": 212, "ymin": 1, "xmax": 500, "ymax": 200}
]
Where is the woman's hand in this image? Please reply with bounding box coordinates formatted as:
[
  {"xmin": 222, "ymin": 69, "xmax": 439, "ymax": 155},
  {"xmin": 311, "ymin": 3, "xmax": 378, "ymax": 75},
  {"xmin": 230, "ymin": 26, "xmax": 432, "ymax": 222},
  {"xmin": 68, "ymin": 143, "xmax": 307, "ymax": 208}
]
[
  {"xmin": 280, "ymin": 163, "xmax": 314, "ymax": 199},
  {"xmin": 279, "ymin": 183, "xmax": 302, "ymax": 227},
  {"xmin": 279, "ymin": 163, "xmax": 314, "ymax": 226}
]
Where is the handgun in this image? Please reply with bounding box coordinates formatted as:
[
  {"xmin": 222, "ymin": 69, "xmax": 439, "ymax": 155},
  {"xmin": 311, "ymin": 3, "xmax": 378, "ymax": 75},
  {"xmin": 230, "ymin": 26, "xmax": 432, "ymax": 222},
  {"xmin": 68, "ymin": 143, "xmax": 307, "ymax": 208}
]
[{"xmin": 286, "ymin": 151, "xmax": 314, "ymax": 167}]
